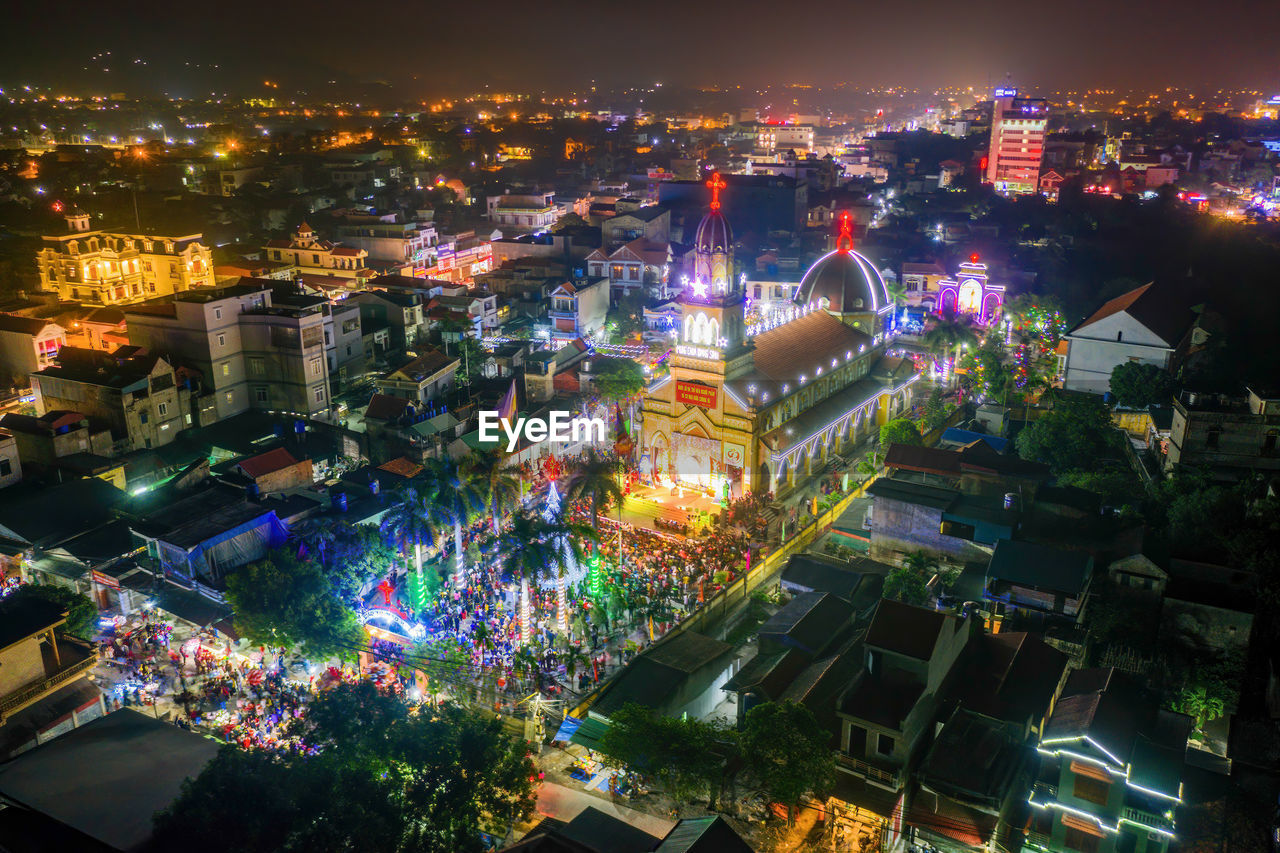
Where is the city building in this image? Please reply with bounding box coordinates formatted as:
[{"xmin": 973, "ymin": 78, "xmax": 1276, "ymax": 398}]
[
  {"xmin": 1063, "ymin": 282, "xmax": 1194, "ymax": 394},
  {"xmin": 487, "ymin": 190, "xmax": 562, "ymax": 232},
  {"xmin": 125, "ymin": 280, "xmax": 332, "ymax": 423},
  {"xmin": 0, "ymin": 429, "xmax": 20, "ymax": 489},
  {"xmin": 985, "ymin": 89, "xmax": 1049, "ymax": 195},
  {"xmin": 0, "ymin": 596, "xmax": 103, "ymax": 758},
  {"xmin": 37, "ymin": 209, "xmax": 214, "ymax": 305},
  {"xmin": 30, "ymin": 347, "xmax": 193, "ymax": 453},
  {"xmin": 334, "ymin": 214, "xmax": 438, "ymax": 272},
  {"xmin": 0, "ymin": 411, "xmax": 113, "ymax": 470},
  {"xmin": 0, "ymin": 314, "xmax": 65, "ymax": 383},
  {"xmin": 352, "ymin": 288, "xmax": 425, "ymax": 353},
  {"xmin": 584, "ymin": 238, "xmax": 671, "ymax": 300},
  {"xmin": 263, "ymin": 223, "xmax": 370, "ymax": 285},
  {"xmin": 547, "ymin": 279, "xmax": 609, "ymax": 341},
  {"xmin": 757, "ymin": 123, "xmax": 816, "ymax": 153},
  {"xmin": 374, "ymin": 349, "xmax": 459, "ymax": 405},
  {"xmin": 1028, "ymin": 669, "xmax": 1187, "ymax": 853},
  {"xmin": 984, "ymin": 538, "xmax": 1095, "ymax": 626},
  {"xmin": 1164, "ymin": 387, "xmax": 1280, "ymax": 477}
]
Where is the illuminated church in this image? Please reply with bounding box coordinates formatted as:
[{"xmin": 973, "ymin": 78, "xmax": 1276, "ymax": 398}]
[{"xmin": 640, "ymin": 177, "xmax": 919, "ymax": 498}]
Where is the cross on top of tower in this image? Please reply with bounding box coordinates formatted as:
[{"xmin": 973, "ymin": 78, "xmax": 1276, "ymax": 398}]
[
  {"xmin": 706, "ymin": 172, "xmax": 726, "ymax": 212},
  {"xmin": 836, "ymin": 210, "xmax": 854, "ymax": 253}
]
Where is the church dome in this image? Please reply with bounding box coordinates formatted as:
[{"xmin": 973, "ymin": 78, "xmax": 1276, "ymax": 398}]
[
  {"xmin": 694, "ymin": 209, "xmax": 731, "ymax": 255},
  {"xmin": 795, "ymin": 248, "xmax": 888, "ymax": 314}
]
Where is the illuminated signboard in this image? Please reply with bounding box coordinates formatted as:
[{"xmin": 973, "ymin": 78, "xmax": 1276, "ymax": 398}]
[
  {"xmin": 993, "ymin": 88, "xmax": 1018, "ymax": 98},
  {"xmin": 675, "ymin": 380, "xmax": 718, "ymax": 409}
]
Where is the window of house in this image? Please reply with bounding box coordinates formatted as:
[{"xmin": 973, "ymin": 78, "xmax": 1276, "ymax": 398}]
[
  {"xmin": 0, "ymin": 459, "xmax": 11, "ymax": 477},
  {"xmin": 255, "ymin": 387, "xmax": 268, "ymax": 403},
  {"xmin": 876, "ymin": 733, "xmax": 894, "ymax": 756},
  {"xmin": 1264, "ymin": 429, "xmax": 1278, "ymax": 454},
  {"xmin": 312, "ymin": 254, "xmax": 320, "ymax": 264},
  {"xmin": 157, "ymin": 402, "xmax": 168, "ymax": 417},
  {"xmin": 221, "ymin": 361, "xmax": 231, "ymax": 377},
  {"xmin": 310, "ymin": 357, "xmax": 322, "ymax": 377},
  {"xmin": 217, "ymin": 333, "xmax": 226, "ymax": 347},
  {"xmin": 1062, "ymin": 826, "xmax": 1101, "ymax": 853},
  {"xmin": 249, "ymin": 357, "xmax": 265, "ymax": 376},
  {"xmin": 139, "ymin": 411, "xmax": 148, "ymax": 424},
  {"xmin": 1206, "ymin": 426, "xmax": 1222, "ymax": 449},
  {"xmin": 314, "ymin": 387, "xmax": 325, "ymax": 404},
  {"xmin": 224, "ymin": 391, "xmax": 234, "ymax": 405},
  {"xmin": 1072, "ymin": 773, "xmax": 1110, "ymax": 805},
  {"xmin": 213, "ymin": 307, "xmax": 222, "ymax": 320}
]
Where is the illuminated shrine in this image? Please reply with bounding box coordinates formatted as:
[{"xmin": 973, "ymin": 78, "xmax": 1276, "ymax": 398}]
[{"xmin": 935, "ymin": 254, "xmax": 1004, "ymax": 323}]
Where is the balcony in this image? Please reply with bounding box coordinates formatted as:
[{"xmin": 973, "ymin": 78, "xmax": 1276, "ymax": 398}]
[
  {"xmin": 835, "ymin": 752, "xmax": 900, "ymax": 789},
  {"xmin": 1122, "ymin": 805, "xmax": 1174, "ymax": 834},
  {"xmin": 0, "ymin": 642, "xmax": 98, "ymax": 720}
]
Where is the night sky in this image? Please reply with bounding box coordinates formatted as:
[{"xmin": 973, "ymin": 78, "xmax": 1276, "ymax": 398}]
[{"xmin": 2, "ymin": 0, "xmax": 1278, "ymax": 97}]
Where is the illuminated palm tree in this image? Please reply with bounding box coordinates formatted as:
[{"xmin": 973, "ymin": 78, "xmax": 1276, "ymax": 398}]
[
  {"xmin": 564, "ymin": 448, "xmax": 624, "ymax": 530},
  {"xmin": 923, "ymin": 317, "xmax": 979, "ymax": 385},
  {"xmin": 462, "ymin": 449, "xmax": 521, "ymax": 532},
  {"xmin": 380, "ymin": 484, "xmax": 442, "ymax": 574},
  {"xmin": 425, "ymin": 458, "xmax": 483, "ymax": 588}
]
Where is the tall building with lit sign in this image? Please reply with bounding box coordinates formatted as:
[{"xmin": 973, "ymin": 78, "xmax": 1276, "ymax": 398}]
[{"xmin": 985, "ymin": 89, "xmax": 1048, "ymax": 195}]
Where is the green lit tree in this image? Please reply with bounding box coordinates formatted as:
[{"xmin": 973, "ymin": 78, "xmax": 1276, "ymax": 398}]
[
  {"xmin": 880, "ymin": 417, "xmax": 923, "ymax": 448},
  {"xmin": 224, "ymin": 552, "xmax": 365, "ymax": 662}
]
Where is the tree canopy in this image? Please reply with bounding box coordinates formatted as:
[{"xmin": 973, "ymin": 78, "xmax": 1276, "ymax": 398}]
[
  {"xmin": 740, "ymin": 701, "xmax": 835, "ymax": 824},
  {"xmin": 1015, "ymin": 395, "xmax": 1121, "ymax": 474},
  {"xmin": 151, "ymin": 683, "xmax": 536, "ymax": 853},
  {"xmin": 0, "ymin": 583, "xmax": 96, "ymax": 640},
  {"xmin": 599, "ymin": 702, "xmax": 731, "ymax": 806},
  {"xmin": 225, "ymin": 551, "xmax": 365, "ymax": 662},
  {"xmin": 589, "ymin": 357, "xmax": 646, "ymax": 402},
  {"xmin": 880, "ymin": 417, "xmax": 923, "ymax": 448},
  {"xmin": 1109, "ymin": 361, "xmax": 1178, "ymax": 409}
]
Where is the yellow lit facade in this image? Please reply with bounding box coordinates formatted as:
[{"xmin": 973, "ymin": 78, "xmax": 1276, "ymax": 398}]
[{"xmin": 38, "ymin": 212, "xmax": 214, "ymax": 306}]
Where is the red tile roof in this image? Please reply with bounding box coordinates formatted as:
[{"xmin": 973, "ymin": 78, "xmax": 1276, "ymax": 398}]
[
  {"xmin": 235, "ymin": 447, "xmax": 299, "ymax": 479},
  {"xmin": 378, "ymin": 457, "xmax": 423, "ymax": 478},
  {"xmin": 364, "ymin": 393, "xmax": 411, "ymax": 421}
]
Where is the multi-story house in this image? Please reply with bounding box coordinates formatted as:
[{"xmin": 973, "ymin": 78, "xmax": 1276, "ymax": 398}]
[
  {"xmin": 263, "ymin": 223, "xmax": 370, "ymax": 285},
  {"xmin": 984, "ymin": 539, "xmax": 1094, "ymax": 627},
  {"xmin": 584, "ymin": 238, "xmax": 671, "ymax": 300},
  {"xmin": 0, "ymin": 597, "xmax": 103, "ymax": 758},
  {"xmin": 835, "ymin": 600, "xmax": 973, "ymax": 792},
  {"xmin": 37, "ymin": 209, "xmax": 214, "ymax": 305},
  {"xmin": 30, "ymin": 348, "xmax": 193, "ymax": 453},
  {"xmin": 1165, "ymin": 387, "xmax": 1280, "ymax": 477},
  {"xmin": 487, "ymin": 190, "xmax": 562, "ymax": 232},
  {"xmin": 335, "ymin": 215, "xmax": 438, "ymax": 272},
  {"xmin": 321, "ymin": 298, "xmax": 365, "ymax": 391},
  {"xmin": 1063, "ymin": 282, "xmax": 1194, "ymax": 395},
  {"xmin": 374, "ymin": 349, "xmax": 459, "ymax": 405},
  {"xmin": 0, "ymin": 429, "xmax": 20, "ymax": 488},
  {"xmin": 600, "ymin": 205, "xmax": 671, "ymax": 250},
  {"xmin": 0, "ymin": 411, "xmax": 114, "ymax": 469},
  {"xmin": 125, "ymin": 280, "xmax": 332, "ymax": 423},
  {"xmin": 1028, "ymin": 668, "xmax": 1187, "ymax": 853},
  {"xmin": 0, "ymin": 314, "xmax": 65, "ymax": 383},
  {"xmin": 547, "ymin": 279, "xmax": 608, "ymax": 341},
  {"xmin": 351, "ymin": 290, "xmax": 424, "ymax": 353}
]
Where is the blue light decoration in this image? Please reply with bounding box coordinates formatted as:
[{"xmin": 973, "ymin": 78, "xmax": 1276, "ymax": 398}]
[{"xmin": 358, "ymin": 606, "xmax": 426, "ymax": 640}]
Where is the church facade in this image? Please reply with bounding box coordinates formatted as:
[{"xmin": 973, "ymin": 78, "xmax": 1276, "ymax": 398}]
[{"xmin": 640, "ymin": 189, "xmax": 919, "ymax": 499}]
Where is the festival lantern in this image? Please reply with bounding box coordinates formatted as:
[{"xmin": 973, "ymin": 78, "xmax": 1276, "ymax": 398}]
[{"xmin": 520, "ymin": 578, "xmax": 531, "ymax": 646}]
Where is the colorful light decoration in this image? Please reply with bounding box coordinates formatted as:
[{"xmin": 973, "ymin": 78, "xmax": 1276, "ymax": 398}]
[
  {"xmin": 519, "ymin": 578, "xmax": 531, "ymax": 646},
  {"xmin": 358, "ymin": 606, "xmax": 426, "ymax": 640}
]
